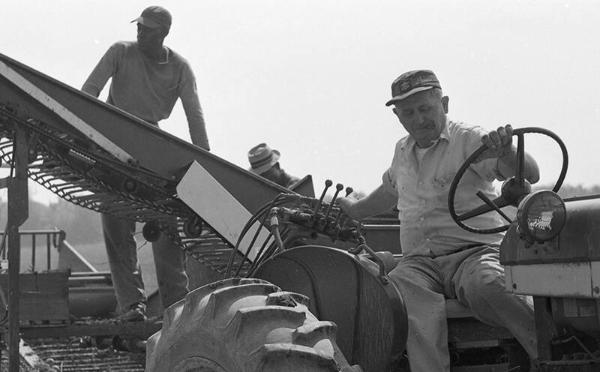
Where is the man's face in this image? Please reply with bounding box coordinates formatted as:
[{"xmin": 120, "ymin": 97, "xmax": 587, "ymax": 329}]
[
  {"xmin": 260, "ymin": 163, "xmax": 283, "ymax": 182},
  {"xmin": 137, "ymin": 23, "xmax": 166, "ymax": 51},
  {"xmin": 392, "ymin": 89, "xmax": 449, "ymax": 148}
]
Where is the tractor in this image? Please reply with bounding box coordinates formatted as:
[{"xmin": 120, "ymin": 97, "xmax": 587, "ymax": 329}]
[
  {"xmin": 1, "ymin": 52, "xmax": 600, "ymax": 371},
  {"xmin": 148, "ymin": 126, "xmax": 600, "ymax": 372}
]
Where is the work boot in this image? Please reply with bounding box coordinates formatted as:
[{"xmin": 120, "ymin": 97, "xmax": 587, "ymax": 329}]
[
  {"xmin": 112, "ymin": 335, "xmax": 147, "ymax": 352},
  {"xmin": 116, "ymin": 302, "xmax": 147, "ymax": 322}
]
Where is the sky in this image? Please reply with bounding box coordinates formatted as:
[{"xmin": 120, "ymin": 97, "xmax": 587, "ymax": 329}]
[{"xmin": 1, "ymin": 0, "xmax": 599, "ymax": 204}]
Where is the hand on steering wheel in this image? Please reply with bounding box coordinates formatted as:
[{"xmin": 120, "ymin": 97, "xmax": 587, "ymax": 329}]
[
  {"xmin": 448, "ymin": 127, "xmax": 568, "ymax": 234},
  {"xmin": 476, "ymin": 125, "xmax": 514, "ymax": 163}
]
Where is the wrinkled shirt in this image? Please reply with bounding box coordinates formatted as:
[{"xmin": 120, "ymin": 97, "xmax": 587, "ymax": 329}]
[
  {"xmin": 82, "ymin": 41, "xmax": 209, "ymax": 150},
  {"xmin": 382, "ymin": 120, "xmax": 505, "ymax": 257}
]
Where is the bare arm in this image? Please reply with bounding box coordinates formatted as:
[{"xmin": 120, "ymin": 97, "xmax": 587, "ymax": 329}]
[
  {"xmin": 81, "ymin": 44, "xmax": 118, "ymax": 98},
  {"xmin": 496, "ymin": 146, "xmax": 539, "ymax": 183},
  {"xmin": 180, "ymin": 65, "xmax": 210, "ymax": 151},
  {"xmin": 337, "ymin": 184, "xmax": 397, "ymax": 221}
]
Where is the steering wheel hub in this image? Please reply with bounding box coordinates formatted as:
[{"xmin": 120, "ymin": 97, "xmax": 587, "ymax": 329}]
[{"xmin": 500, "ymin": 178, "xmax": 532, "ymax": 206}]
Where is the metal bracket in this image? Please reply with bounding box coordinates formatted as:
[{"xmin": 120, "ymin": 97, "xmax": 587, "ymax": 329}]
[{"xmin": 349, "ymin": 234, "xmax": 390, "ymax": 285}]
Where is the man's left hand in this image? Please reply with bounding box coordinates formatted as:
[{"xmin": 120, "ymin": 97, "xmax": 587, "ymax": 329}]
[{"xmin": 476, "ymin": 124, "xmax": 514, "ymax": 162}]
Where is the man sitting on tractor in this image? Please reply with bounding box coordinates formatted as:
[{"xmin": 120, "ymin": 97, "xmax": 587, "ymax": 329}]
[{"xmin": 337, "ymin": 70, "xmax": 540, "ymax": 372}]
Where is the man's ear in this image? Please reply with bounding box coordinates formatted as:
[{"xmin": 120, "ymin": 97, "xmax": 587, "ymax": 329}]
[{"xmin": 442, "ymin": 96, "xmax": 449, "ymax": 114}]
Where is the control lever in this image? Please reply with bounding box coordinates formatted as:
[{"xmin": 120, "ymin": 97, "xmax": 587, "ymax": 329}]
[
  {"xmin": 313, "ymin": 179, "xmax": 332, "ymax": 218},
  {"xmin": 345, "ymin": 187, "xmax": 354, "ymax": 197},
  {"xmin": 333, "ymin": 187, "xmax": 354, "ymax": 228},
  {"xmin": 324, "ymin": 183, "xmax": 344, "ymax": 222}
]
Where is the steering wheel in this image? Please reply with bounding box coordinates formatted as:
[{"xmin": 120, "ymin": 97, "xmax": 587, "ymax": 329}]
[{"xmin": 448, "ymin": 127, "xmax": 568, "ymax": 234}]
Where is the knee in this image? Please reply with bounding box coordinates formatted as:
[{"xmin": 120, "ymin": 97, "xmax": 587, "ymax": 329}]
[
  {"xmin": 462, "ymin": 267, "xmax": 506, "ymax": 299},
  {"xmin": 388, "ymin": 266, "xmax": 424, "ymax": 289}
]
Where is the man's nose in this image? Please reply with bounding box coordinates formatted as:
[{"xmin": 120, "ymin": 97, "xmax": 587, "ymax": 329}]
[{"xmin": 413, "ymin": 112, "xmax": 425, "ymax": 126}]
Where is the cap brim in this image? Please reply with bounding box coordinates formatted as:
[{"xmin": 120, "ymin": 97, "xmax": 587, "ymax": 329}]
[
  {"xmin": 385, "ymin": 86, "xmax": 435, "ymax": 106},
  {"xmin": 131, "ymin": 16, "xmax": 162, "ymax": 28}
]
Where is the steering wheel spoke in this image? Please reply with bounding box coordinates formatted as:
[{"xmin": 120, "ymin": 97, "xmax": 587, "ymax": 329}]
[
  {"xmin": 515, "ymin": 133, "xmax": 525, "ymax": 182},
  {"xmin": 456, "ymin": 204, "xmax": 493, "ymax": 221},
  {"xmin": 457, "ymin": 194, "xmax": 510, "ymax": 222}
]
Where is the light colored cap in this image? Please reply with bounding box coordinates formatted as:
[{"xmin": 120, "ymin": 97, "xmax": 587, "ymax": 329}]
[
  {"xmin": 385, "ymin": 69, "xmax": 441, "ymax": 106},
  {"xmin": 248, "ymin": 143, "xmax": 280, "ymax": 175}
]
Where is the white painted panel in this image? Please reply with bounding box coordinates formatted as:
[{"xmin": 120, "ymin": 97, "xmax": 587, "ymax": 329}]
[
  {"xmin": 0, "ymin": 60, "xmax": 134, "ymax": 164},
  {"xmin": 591, "ymin": 261, "xmax": 600, "ymax": 297},
  {"xmin": 505, "ymin": 266, "xmax": 514, "ymax": 292},
  {"xmin": 508, "ymin": 262, "xmax": 594, "ymax": 298},
  {"xmin": 177, "ymin": 161, "xmax": 271, "ymax": 261}
]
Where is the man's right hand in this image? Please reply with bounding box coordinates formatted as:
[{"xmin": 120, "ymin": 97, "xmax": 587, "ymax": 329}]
[
  {"xmin": 336, "ymin": 196, "xmax": 357, "ymax": 219},
  {"xmin": 475, "ymin": 125, "xmax": 514, "ymax": 163},
  {"xmin": 335, "ymin": 184, "xmax": 397, "ymax": 221}
]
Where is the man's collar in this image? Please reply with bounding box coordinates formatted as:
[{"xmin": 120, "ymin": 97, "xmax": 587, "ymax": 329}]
[{"xmin": 439, "ymin": 118, "xmax": 450, "ymax": 142}]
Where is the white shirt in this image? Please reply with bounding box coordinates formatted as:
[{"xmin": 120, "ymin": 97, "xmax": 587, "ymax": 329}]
[{"xmin": 382, "ymin": 120, "xmax": 505, "ymax": 256}]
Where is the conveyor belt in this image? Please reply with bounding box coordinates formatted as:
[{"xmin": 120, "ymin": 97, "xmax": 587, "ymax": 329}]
[
  {"xmin": 0, "ymin": 104, "xmax": 250, "ymax": 275},
  {"xmin": 0, "ymin": 51, "xmax": 316, "ymax": 277}
]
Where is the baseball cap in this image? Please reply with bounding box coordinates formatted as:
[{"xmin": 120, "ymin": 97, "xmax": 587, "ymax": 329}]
[
  {"xmin": 131, "ymin": 6, "xmax": 172, "ymax": 30},
  {"xmin": 385, "ymin": 70, "xmax": 442, "ymax": 106}
]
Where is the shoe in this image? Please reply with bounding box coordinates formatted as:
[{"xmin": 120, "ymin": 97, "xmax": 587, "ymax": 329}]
[
  {"xmin": 116, "ymin": 302, "xmax": 147, "ymax": 322},
  {"xmin": 112, "ymin": 335, "xmax": 147, "ymax": 352}
]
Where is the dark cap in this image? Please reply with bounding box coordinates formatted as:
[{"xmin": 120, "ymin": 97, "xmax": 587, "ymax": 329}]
[
  {"xmin": 131, "ymin": 6, "xmax": 172, "ymax": 30},
  {"xmin": 385, "ymin": 70, "xmax": 442, "ymax": 106}
]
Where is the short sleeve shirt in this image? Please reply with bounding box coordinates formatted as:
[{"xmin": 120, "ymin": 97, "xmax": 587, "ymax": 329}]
[
  {"xmin": 382, "ymin": 120, "xmax": 505, "ymax": 256},
  {"xmin": 82, "ymin": 41, "xmax": 209, "ymax": 149}
]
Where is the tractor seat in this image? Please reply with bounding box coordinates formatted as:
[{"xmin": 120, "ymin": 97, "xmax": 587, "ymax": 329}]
[{"xmin": 357, "ymin": 251, "xmax": 475, "ymax": 319}]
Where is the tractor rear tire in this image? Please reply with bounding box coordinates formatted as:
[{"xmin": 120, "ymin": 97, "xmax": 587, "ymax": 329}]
[{"xmin": 146, "ymin": 277, "xmax": 361, "ymax": 372}]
